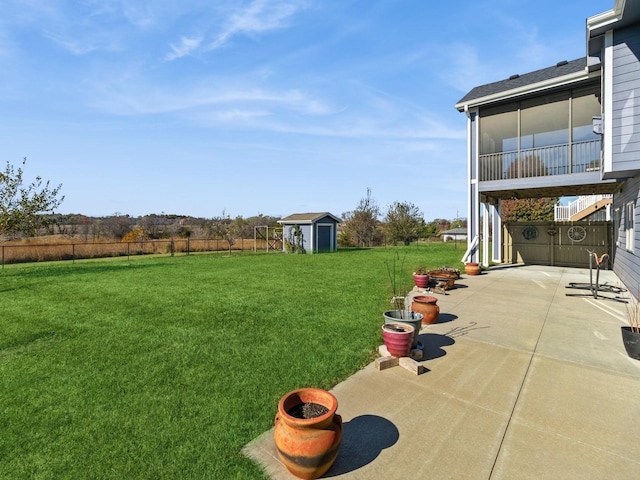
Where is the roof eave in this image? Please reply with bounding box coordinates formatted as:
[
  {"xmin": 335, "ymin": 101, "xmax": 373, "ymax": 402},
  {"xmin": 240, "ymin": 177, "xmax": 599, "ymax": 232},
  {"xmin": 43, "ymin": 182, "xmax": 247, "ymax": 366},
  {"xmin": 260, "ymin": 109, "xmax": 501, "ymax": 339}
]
[
  {"xmin": 586, "ymin": 0, "xmax": 625, "ymax": 38},
  {"xmin": 455, "ymin": 69, "xmax": 597, "ymax": 111}
]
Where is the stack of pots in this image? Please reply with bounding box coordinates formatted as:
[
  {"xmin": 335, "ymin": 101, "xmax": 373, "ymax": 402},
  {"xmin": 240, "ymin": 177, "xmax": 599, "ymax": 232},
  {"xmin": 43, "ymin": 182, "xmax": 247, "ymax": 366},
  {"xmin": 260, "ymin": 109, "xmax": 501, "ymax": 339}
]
[{"xmin": 383, "ymin": 310, "xmax": 423, "ymax": 349}]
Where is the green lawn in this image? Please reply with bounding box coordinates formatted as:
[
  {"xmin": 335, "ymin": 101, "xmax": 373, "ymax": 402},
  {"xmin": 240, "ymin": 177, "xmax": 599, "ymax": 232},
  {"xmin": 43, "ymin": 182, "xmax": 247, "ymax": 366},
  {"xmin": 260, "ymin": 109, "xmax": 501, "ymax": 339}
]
[{"xmin": 0, "ymin": 244, "xmax": 465, "ymax": 479}]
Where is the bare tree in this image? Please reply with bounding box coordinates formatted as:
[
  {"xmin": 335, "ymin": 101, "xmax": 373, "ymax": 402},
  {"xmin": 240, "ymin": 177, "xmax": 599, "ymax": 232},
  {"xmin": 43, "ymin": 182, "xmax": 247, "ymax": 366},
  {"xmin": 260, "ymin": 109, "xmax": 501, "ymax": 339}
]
[
  {"xmin": 103, "ymin": 214, "xmax": 133, "ymax": 240},
  {"xmin": 341, "ymin": 188, "xmax": 382, "ymax": 247}
]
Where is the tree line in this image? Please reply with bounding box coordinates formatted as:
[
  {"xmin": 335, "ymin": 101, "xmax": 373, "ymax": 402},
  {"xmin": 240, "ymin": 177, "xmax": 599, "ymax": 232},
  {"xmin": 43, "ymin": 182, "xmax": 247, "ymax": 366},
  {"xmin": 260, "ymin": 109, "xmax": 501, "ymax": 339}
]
[
  {"xmin": 339, "ymin": 188, "xmax": 466, "ymax": 247},
  {"xmin": 4, "ymin": 158, "xmax": 554, "ymax": 248}
]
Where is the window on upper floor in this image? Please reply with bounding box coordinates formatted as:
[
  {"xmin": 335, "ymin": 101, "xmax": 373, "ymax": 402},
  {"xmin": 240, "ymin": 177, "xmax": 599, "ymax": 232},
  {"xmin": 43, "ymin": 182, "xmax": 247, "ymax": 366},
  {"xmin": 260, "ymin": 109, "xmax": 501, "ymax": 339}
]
[
  {"xmin": 572, "ymin": 87, "xmax": 602, "ymax": 142},
  {"xmin": 521, "ymin": 92, "xmax": 569, "ymax": 149},
  {"xmin": 478, "ymin": 84, "xmax": 601, "ymax": 180}
]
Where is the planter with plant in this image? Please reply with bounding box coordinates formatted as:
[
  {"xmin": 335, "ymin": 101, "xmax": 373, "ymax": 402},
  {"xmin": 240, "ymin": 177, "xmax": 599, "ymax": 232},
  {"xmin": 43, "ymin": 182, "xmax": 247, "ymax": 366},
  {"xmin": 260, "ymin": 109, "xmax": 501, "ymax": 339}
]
[
  {"xmin": 412, "ymin": 266, "xmax": 430, "ymax": 288},
  {"xmin": 622, "ymin": 292, "xmax": 640, "ymax": 360},
  {"xmin": 427, "ymin": 267, "xmax": 459, "ymax": 290},
  {"xmin": 274, "ymin": 388, "xmax": 342, "ymax": 479},
  {"xmin": 384, "ymin": 253, "xmax": 424, "ymax": 348}
]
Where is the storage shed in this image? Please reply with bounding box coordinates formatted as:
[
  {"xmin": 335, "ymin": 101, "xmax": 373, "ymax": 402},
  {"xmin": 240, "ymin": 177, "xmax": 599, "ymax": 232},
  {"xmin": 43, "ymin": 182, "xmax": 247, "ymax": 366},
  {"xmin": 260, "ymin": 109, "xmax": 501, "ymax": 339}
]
[{"xmin": 278, "ymin": 212, "xmax": 342, "ymax": 253}]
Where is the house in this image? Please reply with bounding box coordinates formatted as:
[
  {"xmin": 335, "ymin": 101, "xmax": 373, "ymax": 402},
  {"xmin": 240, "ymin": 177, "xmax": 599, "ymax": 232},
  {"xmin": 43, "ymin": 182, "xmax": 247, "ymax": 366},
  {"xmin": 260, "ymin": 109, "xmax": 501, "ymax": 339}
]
[
  {"xmin": 441, "ymin": 227, "xmax": 468, "ymax": 242},
  {"xmin": 278, "ymin": 212, "xmax": 342, "ymax": 253},
  {"xmin": 456, "ymin": 0, "xmax": 640, "ymax": 298}
]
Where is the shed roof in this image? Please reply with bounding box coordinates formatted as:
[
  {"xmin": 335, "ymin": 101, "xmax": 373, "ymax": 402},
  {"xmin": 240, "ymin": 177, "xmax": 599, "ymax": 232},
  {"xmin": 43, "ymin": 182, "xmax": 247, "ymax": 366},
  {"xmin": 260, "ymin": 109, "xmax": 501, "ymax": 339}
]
[
  {"xmin": 455, "ymin": 57, "xmax": 590, "ymax": 110},
  {"xmin": 278, "ymin": 212, "xmax": 342, "ymax": 224},
  {"xmin": 442, "ymin": 227, "xmax": 467, "ymax": 235}
]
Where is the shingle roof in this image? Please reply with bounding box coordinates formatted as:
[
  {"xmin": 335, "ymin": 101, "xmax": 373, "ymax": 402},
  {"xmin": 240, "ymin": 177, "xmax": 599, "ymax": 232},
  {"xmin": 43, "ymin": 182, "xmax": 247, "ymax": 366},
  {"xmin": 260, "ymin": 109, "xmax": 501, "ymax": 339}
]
[
  {"xmin": 455, "ymin": 57, "xmax": 588, "ymax": 110},
  {"xmin": 278, "ymin": 212, "xmax": 342, "ymax": 223}
]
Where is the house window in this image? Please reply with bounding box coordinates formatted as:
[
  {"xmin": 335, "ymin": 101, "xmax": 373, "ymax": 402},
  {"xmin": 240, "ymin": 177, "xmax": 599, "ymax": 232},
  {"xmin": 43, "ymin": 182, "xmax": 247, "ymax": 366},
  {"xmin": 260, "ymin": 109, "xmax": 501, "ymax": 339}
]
[
  {"xmin": 615, "ymin": 207, "xmax": 621, "ymax": 246},
  {"xmin": 626, "ymin": 202, "xmax": 635, "ymax": 252}
]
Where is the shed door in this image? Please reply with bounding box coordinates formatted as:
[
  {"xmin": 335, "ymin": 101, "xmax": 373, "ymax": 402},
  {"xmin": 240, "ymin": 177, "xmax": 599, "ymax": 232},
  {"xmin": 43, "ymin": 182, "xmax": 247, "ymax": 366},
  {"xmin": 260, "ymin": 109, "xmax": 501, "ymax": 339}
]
[{"xmin": 316, "ymin": 224, "xmax": 333, "ymax": 252}]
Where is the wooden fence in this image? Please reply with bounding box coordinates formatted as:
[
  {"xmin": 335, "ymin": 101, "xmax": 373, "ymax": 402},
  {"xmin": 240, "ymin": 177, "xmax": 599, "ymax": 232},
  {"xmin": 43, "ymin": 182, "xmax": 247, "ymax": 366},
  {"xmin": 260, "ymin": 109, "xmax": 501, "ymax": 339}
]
[{"xmin": 502, "ymin": 221, "xmax": 611, "ymax": 268}]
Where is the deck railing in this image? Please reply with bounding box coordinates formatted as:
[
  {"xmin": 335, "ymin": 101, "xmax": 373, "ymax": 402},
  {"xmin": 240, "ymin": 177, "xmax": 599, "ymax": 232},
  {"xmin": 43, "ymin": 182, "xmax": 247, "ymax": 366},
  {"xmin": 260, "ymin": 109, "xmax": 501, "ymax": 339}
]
[
  {"xmin": 479, "ymin": 139, "xmax": 601, "ymax": 181},
  {"xmin": 554, "ymin": 194, "xmax": 613, "ymax": 221}
]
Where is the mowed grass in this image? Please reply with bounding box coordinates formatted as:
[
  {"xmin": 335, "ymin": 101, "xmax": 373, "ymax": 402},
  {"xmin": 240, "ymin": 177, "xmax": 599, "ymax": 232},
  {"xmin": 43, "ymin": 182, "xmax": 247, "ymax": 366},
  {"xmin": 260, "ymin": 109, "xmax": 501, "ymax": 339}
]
[{"xmin": 0, "ymin": 244, "xmax": 465, "ymax": 479}]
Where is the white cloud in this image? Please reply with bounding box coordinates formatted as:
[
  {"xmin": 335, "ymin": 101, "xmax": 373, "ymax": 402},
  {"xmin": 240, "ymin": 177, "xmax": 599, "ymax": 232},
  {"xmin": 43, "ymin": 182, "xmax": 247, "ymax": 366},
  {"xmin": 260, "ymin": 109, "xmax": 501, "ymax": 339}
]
[
  {"xmin": 43, "ymin": 31, "xmax": 98, "ymax": 55},
  {"xmin": 208, "ymin": 0, "xmax": 306, "ymax": 51},
  {"xmin": 165, "ymin": 36, "xmax": 203, "ymax": 61}
]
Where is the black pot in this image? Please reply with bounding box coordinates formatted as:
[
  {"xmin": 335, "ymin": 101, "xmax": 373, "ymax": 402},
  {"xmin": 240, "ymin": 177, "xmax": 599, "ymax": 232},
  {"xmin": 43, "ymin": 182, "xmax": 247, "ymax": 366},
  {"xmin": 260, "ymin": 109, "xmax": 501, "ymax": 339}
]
[{"xmin": 621, "ymin": 326, "xmax": 640, "ymax": 360}]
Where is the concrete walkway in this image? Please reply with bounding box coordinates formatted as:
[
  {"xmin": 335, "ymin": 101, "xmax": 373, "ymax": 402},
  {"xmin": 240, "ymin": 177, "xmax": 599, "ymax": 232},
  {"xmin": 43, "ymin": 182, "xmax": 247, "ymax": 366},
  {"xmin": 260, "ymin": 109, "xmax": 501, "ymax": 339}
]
[{"xmin": 243, "ymin": 265, "xmax": 640, "ymax": 479}]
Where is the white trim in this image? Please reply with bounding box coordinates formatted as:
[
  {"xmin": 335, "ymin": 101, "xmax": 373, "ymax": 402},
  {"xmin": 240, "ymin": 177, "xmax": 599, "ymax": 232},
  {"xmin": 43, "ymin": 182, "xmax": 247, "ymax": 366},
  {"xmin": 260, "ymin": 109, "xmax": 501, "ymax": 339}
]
[
  {"xmin": 491, "ymin": 203, "xmax": 502, "ymax": 263},
  {"xmin": 603, "ymin": 30, "xmax": 614, "ymax": 173},
  {"xmin": 587, "ymin": 0, "xmax": 625, "ymax": 34},
  {"xmin": 625, "ymin": 201, "xmax": 635, "ymax": 253},
  {"xmin": 466, "ymin": 108, "xmax": 480, "ymax": 263},
  {"xmin": 455, "ymin": 70, "xmax": 597, "ymax": 111},
  {"xmin": 482, "ymin": 202, "xmax": 490, "ymax": 267},
  {"xmin": 461, "ymin": 236, "xmax": 479, "ymax": 264}
]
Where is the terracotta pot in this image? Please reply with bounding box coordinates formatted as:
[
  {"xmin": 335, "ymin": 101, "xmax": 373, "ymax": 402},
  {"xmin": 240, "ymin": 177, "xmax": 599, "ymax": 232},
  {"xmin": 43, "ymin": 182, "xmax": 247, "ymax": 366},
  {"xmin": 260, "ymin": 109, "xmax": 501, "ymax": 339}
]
[
  {"xmin": 413, "ymin": 274, "xmax": 430, "ymax": 288},
  {"xmin": 411, "ymin": 295, "xmax": 440, "ymax": 325},
  {"xmin": 383, "ymin": 310, "xmax": 423, "ymax": 348},
  {"xmin": 382, "ymin": 322, "xmax": 415, "ymax": 357},
  {"xmin": 465, "ymin": 262, "xmax": 481, "ymax": 276},
  {"xmin": 274, "ymin": 388, "xmax": 342, "ymax": 479}
]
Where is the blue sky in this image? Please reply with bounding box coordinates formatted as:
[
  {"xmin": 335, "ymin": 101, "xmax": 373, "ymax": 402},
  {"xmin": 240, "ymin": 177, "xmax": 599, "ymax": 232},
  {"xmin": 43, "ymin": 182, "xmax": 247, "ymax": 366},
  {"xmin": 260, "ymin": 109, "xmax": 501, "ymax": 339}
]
[{"xmin": 0, "ymin": 0, "xmax": 610, "ymax": 220}]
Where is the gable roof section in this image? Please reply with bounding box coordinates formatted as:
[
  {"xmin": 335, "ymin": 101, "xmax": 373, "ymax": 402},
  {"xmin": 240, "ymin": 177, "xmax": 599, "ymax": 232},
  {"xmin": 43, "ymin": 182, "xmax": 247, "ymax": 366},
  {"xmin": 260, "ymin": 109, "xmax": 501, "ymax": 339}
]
[
  {"xmin": 278, "ymin": 212, "xmax": 342, "ymax": 224},
  {"xmin": 455, "ymin": 58, "xmax": 593, "ymax": 111}
]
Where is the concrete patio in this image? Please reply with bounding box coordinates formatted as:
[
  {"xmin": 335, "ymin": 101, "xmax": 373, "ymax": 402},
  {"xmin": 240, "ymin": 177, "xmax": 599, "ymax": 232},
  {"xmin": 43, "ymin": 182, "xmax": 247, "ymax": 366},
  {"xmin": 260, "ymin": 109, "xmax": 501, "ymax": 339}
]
[{"xmin": 243, "ymin": 265, "xmax": 640, "ymax": 479}]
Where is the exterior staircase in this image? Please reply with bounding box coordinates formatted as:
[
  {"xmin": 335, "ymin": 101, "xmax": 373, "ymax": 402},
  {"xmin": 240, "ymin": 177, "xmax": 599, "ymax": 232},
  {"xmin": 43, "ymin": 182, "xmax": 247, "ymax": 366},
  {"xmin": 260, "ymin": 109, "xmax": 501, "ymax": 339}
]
[{"xmin": 554, "ymin": 194, "xmax": 613, "ymax": 222}]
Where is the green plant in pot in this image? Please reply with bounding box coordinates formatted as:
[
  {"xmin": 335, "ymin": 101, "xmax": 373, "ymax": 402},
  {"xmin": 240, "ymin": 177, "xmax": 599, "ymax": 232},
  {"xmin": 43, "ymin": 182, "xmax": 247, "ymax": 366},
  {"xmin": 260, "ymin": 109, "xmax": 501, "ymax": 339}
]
[
  {"xmin": 621, "ymin": 291, "xmax": 640, "ymax": 360},
  {"xmin": 384, "ymin": 253, "xmax": 423, "ymax": 348},
  {"xmin": 412, "ymin": 265, "xmax": 430, "ymax": 289}
]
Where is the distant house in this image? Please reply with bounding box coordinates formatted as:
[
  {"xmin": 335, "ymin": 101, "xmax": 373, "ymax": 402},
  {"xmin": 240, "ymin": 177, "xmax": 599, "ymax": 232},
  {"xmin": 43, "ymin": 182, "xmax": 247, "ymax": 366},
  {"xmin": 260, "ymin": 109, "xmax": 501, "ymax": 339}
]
[
  {"xmin": 278, "ymin": 212, "xmax": 342, "ymax": 253},
  {"xmin": 441, "ymin": 228, "xmax": 467, "ymax": 242}
]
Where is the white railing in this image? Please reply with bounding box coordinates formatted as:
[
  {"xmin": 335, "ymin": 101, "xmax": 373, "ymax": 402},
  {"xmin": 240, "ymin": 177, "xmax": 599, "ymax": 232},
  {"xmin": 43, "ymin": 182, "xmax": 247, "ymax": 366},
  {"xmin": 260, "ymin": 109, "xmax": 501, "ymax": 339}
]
[
  {"xmin": 554, "ymin": 194, "xmax": 613, "ymax": 221},
  {"xmin": 479, "ymin": 139, "xmax": 601, "ymax": 181}
]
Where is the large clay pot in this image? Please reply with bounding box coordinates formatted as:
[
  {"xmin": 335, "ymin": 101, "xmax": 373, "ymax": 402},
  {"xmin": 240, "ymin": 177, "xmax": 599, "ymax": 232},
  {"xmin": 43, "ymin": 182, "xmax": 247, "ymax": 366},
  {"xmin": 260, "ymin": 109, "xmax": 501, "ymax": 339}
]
[
  {"xmin": 274, "ymin": 388, "xmax": 342, "ymax": 479},
  {"xmin": 621, "ymin": 326, "xmax": 640, "ymax": 360},
  {"xmin": 383, "ymin": 310, "xmax": 423, "ymax": 348},
  {"xmin": 411, "ymin": 295, "xmax": 440, "ymax": 325},
  {"xmin": 465, "ymin": 262, "xmax": 481, "ymax": 276},
  {"xmin": 413, "ymin": 273, "xmax": 430, "ymax": 288},
  {"xmin": 382, "ymin": 322, "xmax": 415, "ymax": 357}
]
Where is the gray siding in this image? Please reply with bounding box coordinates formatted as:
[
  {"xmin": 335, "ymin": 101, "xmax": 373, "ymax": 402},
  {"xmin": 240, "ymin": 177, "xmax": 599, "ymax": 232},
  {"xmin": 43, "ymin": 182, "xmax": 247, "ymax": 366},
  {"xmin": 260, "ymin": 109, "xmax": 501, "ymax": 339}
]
[
  {"xmin": 612, "ymin": 26, "xmax": 640, "ymax": 172},
  {"xmin": 282, "ymin": 224, "xmax": 312, "ymax": 253},
  {"xmin": 612, "ymin": 173, "xmax": 640, "ymax": 299},
  {"xmin": 299, "ymin": 224, "xmax": 312, "ymax": 252}
]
